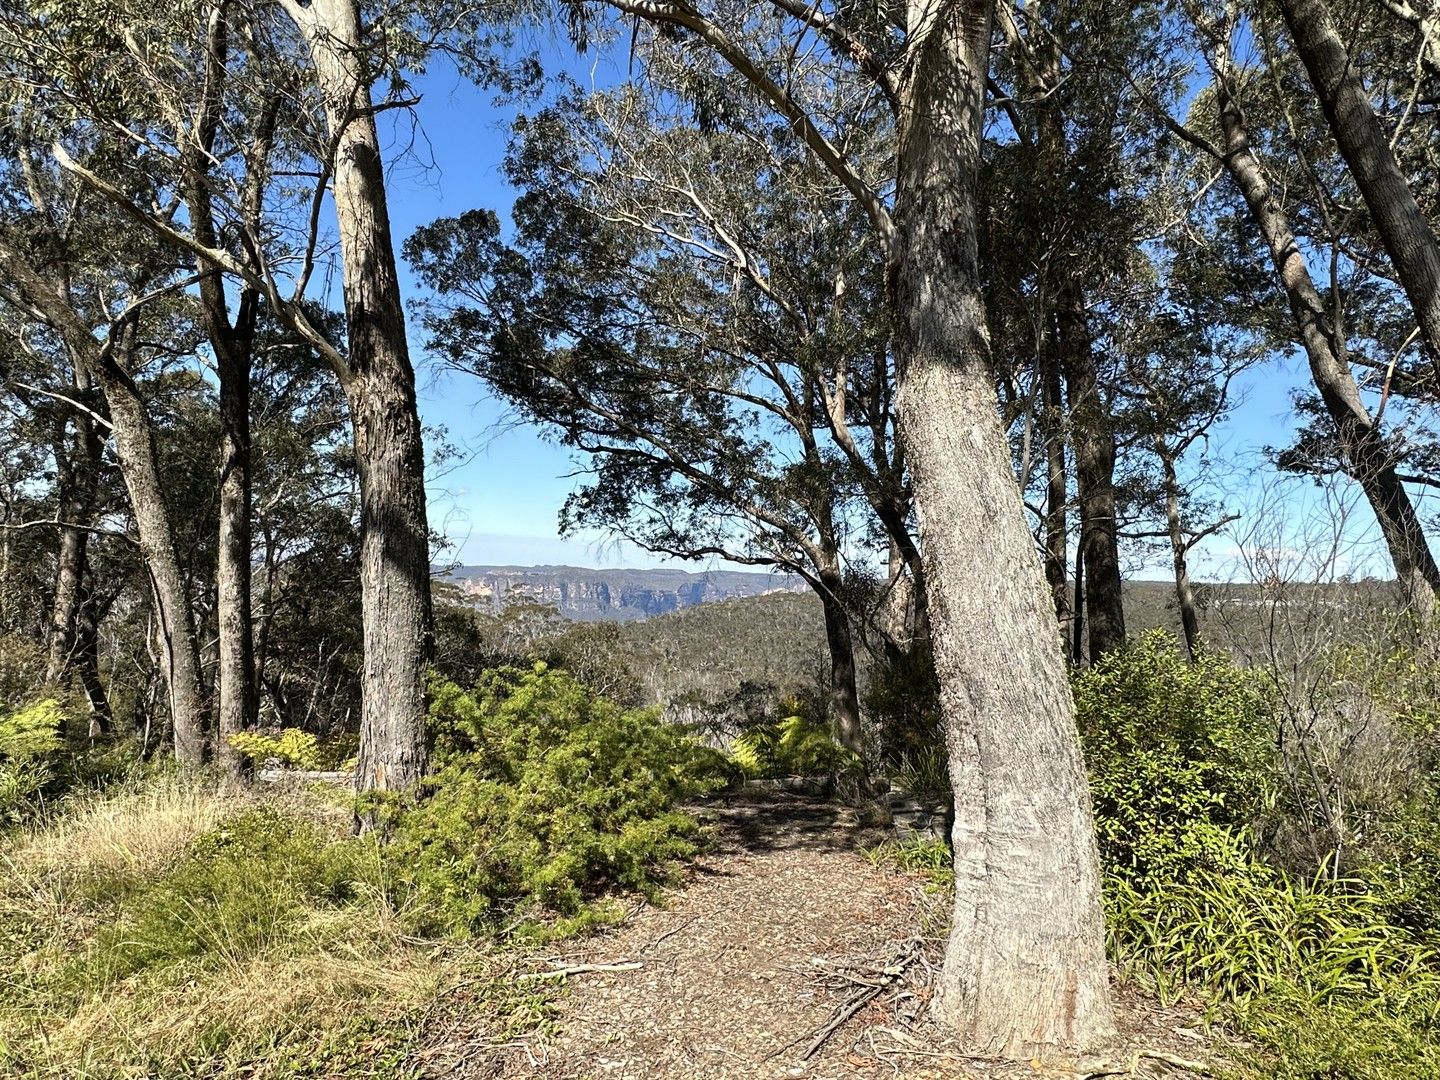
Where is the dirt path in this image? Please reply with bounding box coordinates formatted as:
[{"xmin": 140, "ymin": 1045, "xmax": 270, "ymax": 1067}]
[{"xmin": 438, "ymin": 791, "xmax": 1217, "ymax": 1080}]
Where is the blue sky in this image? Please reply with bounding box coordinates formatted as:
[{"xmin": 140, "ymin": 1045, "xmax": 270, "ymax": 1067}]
[
  {"xmin": 377, "ymin": 48, "xmax": 1396, "ymax": 581},
  {"xmin": 379, "ymin": 52, "xmax": 668, "ymax": 568}
]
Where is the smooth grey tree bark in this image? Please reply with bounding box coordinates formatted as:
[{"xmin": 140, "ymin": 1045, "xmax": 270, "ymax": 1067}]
[{"xmin": 1277, "ymin": 0, "xmax": 1440, "ymax": 384}]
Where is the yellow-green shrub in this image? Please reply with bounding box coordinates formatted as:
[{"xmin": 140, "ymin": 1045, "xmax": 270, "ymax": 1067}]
[
  {"xmin": 731, "ymin": 713, "xmax": 858, "ymax": 779},
  {"xmin": 0, "ymin": 699, "xmax": 67, "ymax": 825},
  {"xmin": 1075, "ymin": 631, "xmax": 1274, "ymax": 887},
  {"xmin": 385, "ymin": 664, "xmax": 729, "ymax": 938}
]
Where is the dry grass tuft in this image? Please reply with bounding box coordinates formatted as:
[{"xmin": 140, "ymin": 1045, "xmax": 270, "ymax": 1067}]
[{"xmin": 11, "ymin": 775, "xmax": 244, "ymax": 878}]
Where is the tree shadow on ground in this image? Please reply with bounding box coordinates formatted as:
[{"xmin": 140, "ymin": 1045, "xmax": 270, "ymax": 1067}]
[{"xmin": 690, "ymin": 788, "xmax": 888, "ymax": 858}]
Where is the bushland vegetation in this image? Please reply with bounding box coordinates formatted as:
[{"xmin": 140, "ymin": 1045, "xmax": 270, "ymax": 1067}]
[{"xmin": 4, "ymin": 0, "xmax": 1440, "ymax": 1072}]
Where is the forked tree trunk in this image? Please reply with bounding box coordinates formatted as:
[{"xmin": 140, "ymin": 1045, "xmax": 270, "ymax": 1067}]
[
  {"xmin": 0, "ymin": 245, "xmax": 203, "ymax": 757},
  {"xmin": 1211, "ymin": 44, "xmax": 1440, "ymax": 619},
  {"xmin": 1277, "ymin": 0, "xmax": 1440, "ymax": 382},
  {"xmin": 892, "ymin": 0, "xmax": 1114, "ymax": 1055},
  {"xmin": 280, "ymin": 0, "xmax": 433, "ymax": 803}
]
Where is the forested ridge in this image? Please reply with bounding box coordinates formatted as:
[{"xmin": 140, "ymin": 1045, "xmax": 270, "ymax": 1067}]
[{"xmin": 3, "ymin": 0, "xmax": 1440, "ymax": 1075}]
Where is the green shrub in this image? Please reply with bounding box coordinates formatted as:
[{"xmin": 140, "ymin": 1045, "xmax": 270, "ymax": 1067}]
[
  {"xmin": 1081, "ymin": 632, "xmax": 1440, "ymax": 1076},
  {"xmin": 385, "ymin": 664, "xmax": 728, "ymax": 937},
  {"xmin": 1075, "ymin": 631, "xmax": 1275, "ymax": 887},
  {"xmin": 1230, "ymin": 988, "xmax": 1440, "ymax": 1079},
  {"xmin": 730, "ymin": 710, "xmax": 859, "ymax": 780},
  {"xmin": 0, "ymin": 699, "xmax": 68, "ymax": 825}
]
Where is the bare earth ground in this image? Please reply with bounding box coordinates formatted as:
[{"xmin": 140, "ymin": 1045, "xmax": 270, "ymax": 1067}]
[{"xmin": 423, "ymin": 791, "xmax": 1227, "ymax": 1080}]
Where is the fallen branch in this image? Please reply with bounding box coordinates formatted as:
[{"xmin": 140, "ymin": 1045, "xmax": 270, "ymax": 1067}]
[
  {"xmin": 517, "ymin": 961, "xmax": 644, "ymax": 982},
  {"xmin": 800, "ymin": 939, "xmax": 924, "ymax": 1061}
]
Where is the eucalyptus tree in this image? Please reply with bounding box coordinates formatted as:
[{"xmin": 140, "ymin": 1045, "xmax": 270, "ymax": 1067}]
[
  {"xmin": 408, "ymin": 83, "xmax": 912, "ymax": 758},
  {"xmin": 1274, "ymin": 0, "xmax": 1440, "ymax": 382},
  {"xmin": 982, "ymin": 0, "xmax": 1187, "ymax": 659},
  {"xmin": 0, "ymin": 0, "xmax": 504, "ymax": 789},
  {"xmin": 0, "ymin": 152, "xmax": 215, "ymax": 762},
  {"xmin": 1151, "ymin": 0, "xmax": 1440, "ymax": 616},
  {"xmin": 560, "ymin": 0, "xmax": 1116, "ymax": 1053}
]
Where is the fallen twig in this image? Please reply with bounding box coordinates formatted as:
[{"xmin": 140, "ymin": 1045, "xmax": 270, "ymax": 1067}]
[
  {"xmin": 799, "ymin": 939, "xmax": 925, "ymax": 1061},
  {"xmin": 645, "ymin": 914, "xmax": 699, "ymax": 953},
  {"xmin": 517, "ymin": 960, "xmax": 644, "ymax": 982},
  {"xmin": 1080, "ymin": 1049, "xmax": 1213, "ymax": 1078}
]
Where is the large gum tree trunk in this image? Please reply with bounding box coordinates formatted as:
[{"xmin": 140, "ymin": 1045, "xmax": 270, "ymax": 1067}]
[
  {"xmin": 1212, "ymin": 46, "xmax": 1440, "ymax": 618},
  {"xmin": 281, "ymin": 0, "xmax": 433, "ymax": 800},
  {"xmin": 892, "ymin": 0, "xmax": 1114, "ymax": 1055},
  {"xmin": 1277, "ymin": 0, "xmax": 1440, "ymax": 381}
]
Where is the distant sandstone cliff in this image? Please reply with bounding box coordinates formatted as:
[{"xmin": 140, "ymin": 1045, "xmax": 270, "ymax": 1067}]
[{"xmin": 437, "ymin": 564, "xmax": 808, "ymax": 621}]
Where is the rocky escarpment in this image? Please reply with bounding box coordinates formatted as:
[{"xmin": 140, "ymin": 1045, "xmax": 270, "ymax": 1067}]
[{"xmin": 438, "ymin": 565, "xmax": 807, "ymax": 621}]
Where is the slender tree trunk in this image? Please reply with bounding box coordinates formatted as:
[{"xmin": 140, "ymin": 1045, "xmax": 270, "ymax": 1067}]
[
  {"xmin": 892, "ymin": 0, "xmax": 1114, "ymax": 1054},
  {"xmin": 1071, "ymin": 540, "xmax": 1086, "ymax": 664},
  {"xmin": 818, "ymin": 569, "xmax": 864, "ymax": 759},
  {"xmin": 214, "ymin": 336, "xmax": 257, "ymax": 773},
  {"xmin": 1060, "ymin": 309, "xmax": 1126, "ymax": 658},
  {"xmin": 184, "ymin": 1, "xmax": 260, "ymax": 774},
  {"xmin": 1160, "ymin": 448, "xmax": 1202, "ymax": 658},
  {"xmin": 45, "ymin": 359, "xmax": 104, "ymax": 685},
  {"xmin": 1277, "ymin": 0, "xmax": 1440, "ymax": 382},
  {"xmin": 45, "ymin": 513, "xmax": 86, "ymax": 685},
  {"xmin": 1211, "ymin": 44, "xmax": 1440, "ymax": 618},
  {"xmin": 281, "ymin": 0, "xmax": 433, "ymax": 803},
  {"xmin": 95, "ymin": 340, "xmax": 209, "ymax": 763},
  {"xmin": 1041, "ymin": 330, "xmax": 1073, "ymax": 637},
  {"xmin": 74, "ymin": 577, "xmax": 112, "ymax": 735}
]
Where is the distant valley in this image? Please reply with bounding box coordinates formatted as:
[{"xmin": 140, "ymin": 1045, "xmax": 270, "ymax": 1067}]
[{"xmin": 435, "ymin": 563, "xmax": 809, "ymax": 621}]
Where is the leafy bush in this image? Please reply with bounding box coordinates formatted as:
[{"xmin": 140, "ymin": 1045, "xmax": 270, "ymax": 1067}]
[
  {"xmin": 386, "ymin": 664, "xmax": 728, "ymax": 937},
  {"xmin": 1075, "ymin": 631, "xmax": 1275, "ymax": 887},
  {"xmin": 0, "ymin": 699, "xmax": 67, "ymax": 825},
  {"xmin": 1081, "ymin": 632, "xmax": 1440, "ymax": 1077},
  {"xmin": 730, "ymin": 700, "xmax": 860, "ymax": 780},
  {"xmin": 224, "ymin": 727, "xmax": 362, "ymax": 772}
]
